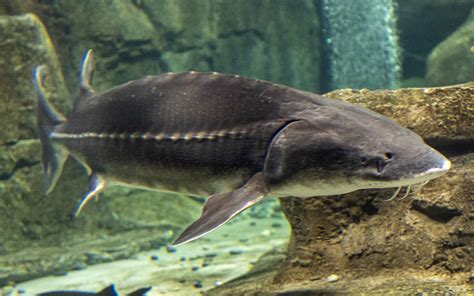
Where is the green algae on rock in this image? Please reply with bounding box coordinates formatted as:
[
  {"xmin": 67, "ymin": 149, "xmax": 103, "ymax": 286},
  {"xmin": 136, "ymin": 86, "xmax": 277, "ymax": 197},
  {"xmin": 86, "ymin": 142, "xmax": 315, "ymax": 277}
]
[
  {"xmin": 0, "ymin": 13, "xmax": 72, "ymax": 248},
  {"xmin": 426, "ymin": 10, "xmax": 474, "ymax": 86},
  {"xmin": 0, "ymin": 13, "xmax": 70, "ymax": 143}
]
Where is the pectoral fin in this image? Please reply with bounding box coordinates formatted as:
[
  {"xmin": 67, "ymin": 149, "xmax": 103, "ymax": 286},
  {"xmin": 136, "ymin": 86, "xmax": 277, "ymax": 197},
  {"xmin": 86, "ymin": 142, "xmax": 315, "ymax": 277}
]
[
  {"xmin": 73, "ymin": 174, "xmax": 106, "ymax": 217},
  {"xmin": 172, "ymin": 172, "xmax": 267, "ymax": 245}
]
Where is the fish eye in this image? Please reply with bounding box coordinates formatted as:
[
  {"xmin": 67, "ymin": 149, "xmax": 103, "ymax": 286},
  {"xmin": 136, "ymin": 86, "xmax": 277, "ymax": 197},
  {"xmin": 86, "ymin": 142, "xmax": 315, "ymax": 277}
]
[{"xmin": 384, "ymin": 152, "xmax": 393, "ymax": 160}]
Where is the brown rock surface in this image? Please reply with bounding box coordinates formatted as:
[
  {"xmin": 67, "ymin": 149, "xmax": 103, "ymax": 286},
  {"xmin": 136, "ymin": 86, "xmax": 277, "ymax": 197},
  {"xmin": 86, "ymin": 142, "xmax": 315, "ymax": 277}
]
[
  {"xmin": 325, "ymin": 82, "xmax": 474, "ymax": 142},
  {"xmin": 276, "ymin": 152, "xmax": 472, "ymax": 283},
  {"xmin": 210, "ymin": 83, "xmax": 474, "ymax": 295}
]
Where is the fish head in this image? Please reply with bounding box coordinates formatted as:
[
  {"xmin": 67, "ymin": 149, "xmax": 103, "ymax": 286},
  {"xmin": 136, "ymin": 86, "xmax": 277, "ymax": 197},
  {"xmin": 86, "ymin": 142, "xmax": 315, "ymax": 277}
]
[
  {"xmin": 315, "ymin": 105, "xmax": 452, "ymax": 190},
  {"xmin": 348, "ymin": 124, "xmax": 451, "ymax": 189},
  {"xmin": 265, "ymin": 105, "xmax": 451, "ymax": 197}
]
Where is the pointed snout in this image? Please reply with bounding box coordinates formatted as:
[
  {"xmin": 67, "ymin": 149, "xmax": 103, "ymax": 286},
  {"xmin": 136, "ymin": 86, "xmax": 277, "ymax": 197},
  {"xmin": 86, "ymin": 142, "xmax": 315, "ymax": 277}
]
[
  {"xmin": 374, "ymin": 145, "xmax": 452, "ymax": 188},
  {"xmin": 413, "ymin": 147, "xmax": 451, "ymax": 180}
]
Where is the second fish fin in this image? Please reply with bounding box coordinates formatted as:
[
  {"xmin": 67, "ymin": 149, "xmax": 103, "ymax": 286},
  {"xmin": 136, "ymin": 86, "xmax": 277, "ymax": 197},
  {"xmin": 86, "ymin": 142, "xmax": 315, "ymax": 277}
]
[
  {"xmin": 172, "ymin": 172, "xmax": 267, "ymax": 245},
  {"xmin": 73, "ymin": 174, "xmax": 106, "ymax": 217}
]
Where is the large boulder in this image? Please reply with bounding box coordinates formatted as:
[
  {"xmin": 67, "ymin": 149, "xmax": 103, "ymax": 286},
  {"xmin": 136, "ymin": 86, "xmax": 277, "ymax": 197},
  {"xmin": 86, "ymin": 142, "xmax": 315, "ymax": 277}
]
[
  {"xmin": 426, "ymin": 10, "xmax": 474, "ymax": 86},
  {"xmin": 325, "ymin": 83, "xmax": 474, "ymax": 142},
  {"xmin": 0, "ymin": 13, "xmax": 71, "ymax": 249},
  {"xmin": 397, "ymin": 0, "xmax": 473, "ymax": 80},
  {"xmin": 0, "ymin": 13, "xmax": 69, "ymax": 143},
  {"xmin": 210, "ymin": 82, "xmax": 474, "ymax": 295},
  {"xmin": 277, "ymin": 83, "xmax": 473, "ymax": 288}
]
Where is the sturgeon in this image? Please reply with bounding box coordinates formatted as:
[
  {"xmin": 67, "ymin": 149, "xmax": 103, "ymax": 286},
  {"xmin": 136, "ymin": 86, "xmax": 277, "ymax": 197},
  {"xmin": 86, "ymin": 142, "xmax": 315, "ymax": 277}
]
[{"xmin": 34, "ymin": 50, "xmax": 451, "ymax": 245}]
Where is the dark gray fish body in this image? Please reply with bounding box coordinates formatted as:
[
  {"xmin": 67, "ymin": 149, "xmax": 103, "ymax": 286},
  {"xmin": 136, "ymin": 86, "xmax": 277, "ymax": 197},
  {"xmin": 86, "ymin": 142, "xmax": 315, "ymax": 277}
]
[
  {"xmin": 55, "ymin": 72, "xmax": 299, "ymax": 196},
  {"xmin": 34, "ymin": 50, "xmax": 451, "ymax": 245}
]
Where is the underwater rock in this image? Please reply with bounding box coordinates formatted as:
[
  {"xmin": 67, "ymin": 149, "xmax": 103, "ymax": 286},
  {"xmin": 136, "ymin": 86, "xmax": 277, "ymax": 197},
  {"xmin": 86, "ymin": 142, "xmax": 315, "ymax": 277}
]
[
  {"xmin": 326, "ymin": 274, "xmax": 340, "ymax": 283},
  {"xmin": 325, "ymin": 82, "xmax": 474, "ymax": 142},
  {"xmin": 411, "ymin": 199, "xmax": 463, "ymax": 223},
  {"xmin": 0, "ymin": 13, "xmax": 69, "ymax": 143},
  {"xmin": 0, "ymin": 12, "xmax": 74, "ymax": 252},
  {"xmin": 229, "ymin": 249, "xmax": 244, "ymax": 256},
  {"xmin": 397, "ymin": 0, "xmax": 473, "ymax": 79},
  {"xmin": 209, "ymin": 84, "xmax": 473, "ymax": 295},
  {"xmin": 274, "ymin": 84, "xmax": 473, "ymax": 284},
  {"xmin": 193, "ymin": 280, "xmax": 203, "ymax": 288},
  {"xmin": 39, "ymin": 0, "xmax": 321, "ymax": 94},
  {"xmin": 426, "ymin": 9, "xmax": 474, "ymax": 86},
  {"xmin": 276, "ymin": 152, "xmax": 472, "ymax": 281}
]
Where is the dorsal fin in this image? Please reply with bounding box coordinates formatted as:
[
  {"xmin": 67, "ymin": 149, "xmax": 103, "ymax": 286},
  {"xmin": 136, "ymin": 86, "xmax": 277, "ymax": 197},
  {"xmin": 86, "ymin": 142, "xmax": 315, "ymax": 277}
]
[{"xmin": 80, "ymin": 49, "xmax": 95, "ymax": 95}]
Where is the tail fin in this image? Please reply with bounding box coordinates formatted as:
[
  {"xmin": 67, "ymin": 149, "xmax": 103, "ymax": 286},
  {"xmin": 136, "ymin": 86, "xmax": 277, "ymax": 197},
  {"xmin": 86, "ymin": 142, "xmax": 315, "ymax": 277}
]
[{"xmin": 33, "ymin": 65, "xmax": 69, "ymax": 194}]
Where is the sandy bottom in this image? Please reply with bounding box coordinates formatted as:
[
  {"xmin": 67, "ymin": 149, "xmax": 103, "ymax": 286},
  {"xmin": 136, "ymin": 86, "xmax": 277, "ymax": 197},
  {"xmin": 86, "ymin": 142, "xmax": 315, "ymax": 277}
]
[{"xmin": 14, "ymin": 217, "xmax": 290, "ymax": 295}]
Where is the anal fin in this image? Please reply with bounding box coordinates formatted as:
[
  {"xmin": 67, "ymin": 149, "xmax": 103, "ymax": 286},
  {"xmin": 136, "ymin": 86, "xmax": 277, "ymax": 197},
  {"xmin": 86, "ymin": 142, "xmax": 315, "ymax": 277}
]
[
  {"xmin": 73, "ymin": 174, "xmax": 106, "ymax": 217},
  {"xmin": 172, "ymin": 172, "xmax": 267, "ymax": 246}
]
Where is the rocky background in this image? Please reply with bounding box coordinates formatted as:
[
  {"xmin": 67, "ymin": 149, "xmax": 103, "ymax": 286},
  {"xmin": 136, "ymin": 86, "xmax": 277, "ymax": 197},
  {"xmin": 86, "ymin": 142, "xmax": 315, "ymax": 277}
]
[
  {"xmin": 398, "ymin": 0, "xmax": 474, "ymax": 86},
  {"xmin": 0, "ymin": 0, "xmax": 473, "ymax": 292}
]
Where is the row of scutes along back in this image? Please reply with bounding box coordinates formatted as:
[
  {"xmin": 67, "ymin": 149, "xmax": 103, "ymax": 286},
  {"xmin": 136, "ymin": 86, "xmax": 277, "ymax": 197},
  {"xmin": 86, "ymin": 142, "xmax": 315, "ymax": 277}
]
[{"xmin": 50, "ymin": 128, "xmax": 257, "ymax": 143}]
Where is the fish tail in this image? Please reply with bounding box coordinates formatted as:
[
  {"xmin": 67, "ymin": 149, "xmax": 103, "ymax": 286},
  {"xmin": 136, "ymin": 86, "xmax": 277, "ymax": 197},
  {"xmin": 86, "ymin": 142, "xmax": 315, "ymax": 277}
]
[{"xmin": 33, "ymin": 65, "xmax": 69, "ymax": 194}]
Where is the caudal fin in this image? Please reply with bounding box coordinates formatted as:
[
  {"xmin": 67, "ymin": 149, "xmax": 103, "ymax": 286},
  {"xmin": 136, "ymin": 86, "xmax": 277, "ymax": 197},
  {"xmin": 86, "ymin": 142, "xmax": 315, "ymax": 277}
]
[{"xmin": 34, "ymin": 65, "xmax": 68, "ymax": 194}]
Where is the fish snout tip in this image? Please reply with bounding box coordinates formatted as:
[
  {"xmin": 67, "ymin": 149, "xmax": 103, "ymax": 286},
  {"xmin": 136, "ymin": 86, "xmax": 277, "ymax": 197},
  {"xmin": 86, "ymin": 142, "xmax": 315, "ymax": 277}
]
[
  {"xmin": 425, "ymin": 154, "xmax": 451, "ymax": 178},
  {"xmin": 441, "ymin": 157, "xmax": 451, "ymax": 172},
  {"xmin": 429, "ymin": 147, "xmax": 451, "ymax": 174}
]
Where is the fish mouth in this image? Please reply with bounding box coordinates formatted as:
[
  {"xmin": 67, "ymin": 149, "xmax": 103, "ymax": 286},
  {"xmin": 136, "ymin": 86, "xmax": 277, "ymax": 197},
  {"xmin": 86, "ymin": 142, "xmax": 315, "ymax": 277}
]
[
  {"xmin": 384, "ymin": 146, "xmax": 452, "ymax": 187},
  {"xmin": 375, "ymin": 157, "xmax": 451, "ymax": 202},
  {"xmin": 385, "ymin": 157, "xmax": 451, "ymax": 188},
  {"xmin": 356, "ymin": 156, "xmax": 451, "ymax": 189}
]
